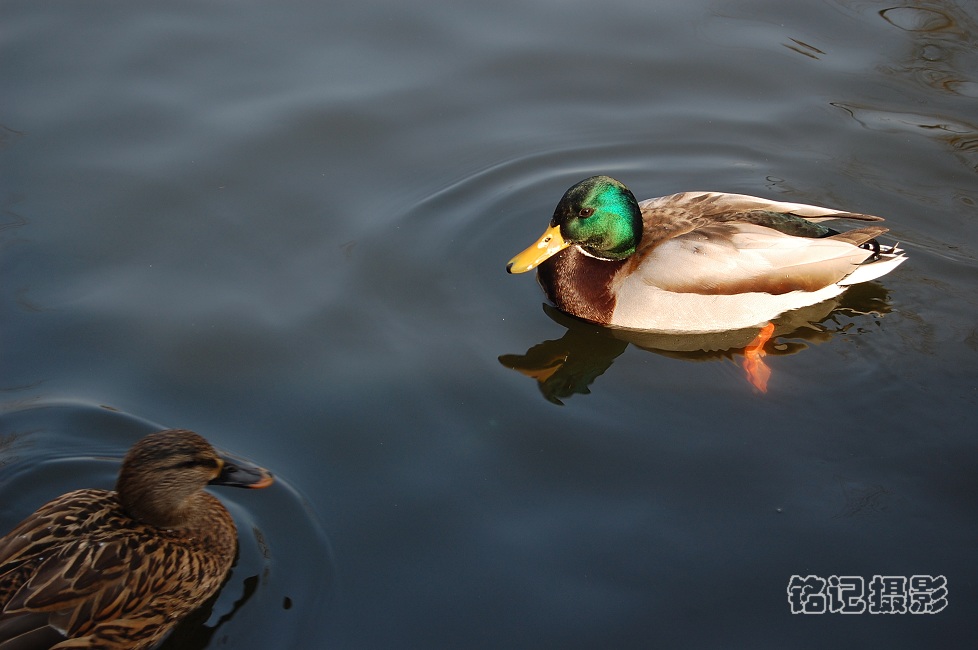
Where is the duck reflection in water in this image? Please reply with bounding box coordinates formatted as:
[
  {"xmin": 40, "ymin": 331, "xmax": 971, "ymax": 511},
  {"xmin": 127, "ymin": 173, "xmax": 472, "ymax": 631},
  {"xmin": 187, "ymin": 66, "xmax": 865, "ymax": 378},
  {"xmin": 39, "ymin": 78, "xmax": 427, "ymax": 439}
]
[{"xmin": 500, "ymin": 282, "xmax": 894, "ymax": 403}]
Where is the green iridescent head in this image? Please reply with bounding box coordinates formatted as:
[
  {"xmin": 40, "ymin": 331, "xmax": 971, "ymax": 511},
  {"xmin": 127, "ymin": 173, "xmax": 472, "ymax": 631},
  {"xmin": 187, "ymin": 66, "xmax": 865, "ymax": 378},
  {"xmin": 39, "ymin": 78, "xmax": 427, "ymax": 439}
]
[
  {"xmin": 507, "ymin": 176, "xmax": 643, "ymax": 274},
  {"xmin": 550, "ymin": 176, "xmax": 642, "ymax": 261}
]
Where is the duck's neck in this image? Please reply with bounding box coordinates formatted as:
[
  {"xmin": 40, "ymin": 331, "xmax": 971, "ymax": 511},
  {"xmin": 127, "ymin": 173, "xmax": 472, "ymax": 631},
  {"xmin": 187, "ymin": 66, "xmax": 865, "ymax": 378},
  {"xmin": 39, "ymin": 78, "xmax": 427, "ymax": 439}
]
[
  {"xmin": 117, "ymin": 481, "xmax": 206, "ymax": 529},
  {"xmin": 537, "ymin": 248, "xmax": 623, "ymax": 325}
]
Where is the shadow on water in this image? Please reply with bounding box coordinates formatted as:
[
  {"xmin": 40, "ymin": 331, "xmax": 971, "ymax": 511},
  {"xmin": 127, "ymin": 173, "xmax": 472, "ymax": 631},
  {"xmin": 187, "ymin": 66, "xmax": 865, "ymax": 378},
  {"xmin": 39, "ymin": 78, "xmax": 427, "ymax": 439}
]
[
  {"xmin": 500, "ymin": 282, "xmax": 894, "ymax": 404},
  {"xmin": 160, "ymin": 573, "xmax": 261, "ymax": 650},
  {"xmin": 0, "ymin": 400, "xmax": 335, "ymax": 649}
]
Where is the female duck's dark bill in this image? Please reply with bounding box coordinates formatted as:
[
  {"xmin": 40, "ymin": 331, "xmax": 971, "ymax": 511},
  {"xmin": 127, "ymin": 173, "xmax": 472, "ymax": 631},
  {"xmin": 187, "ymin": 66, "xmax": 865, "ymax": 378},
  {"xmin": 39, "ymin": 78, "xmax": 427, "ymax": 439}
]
[
  {"xmin": 210, "ymin": 456, "xmax": 274, "ymax": 489},
  {"xmin": 507, "ymin": 224, "xmax": 570, "ymax": 273}
]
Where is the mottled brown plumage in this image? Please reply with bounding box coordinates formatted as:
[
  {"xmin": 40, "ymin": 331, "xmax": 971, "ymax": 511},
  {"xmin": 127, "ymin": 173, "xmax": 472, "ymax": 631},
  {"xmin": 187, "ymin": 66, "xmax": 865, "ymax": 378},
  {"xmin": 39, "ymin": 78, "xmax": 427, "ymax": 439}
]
[{"xmin": 0, "ymin": 429, "xmax": 273, "ymax": 650}]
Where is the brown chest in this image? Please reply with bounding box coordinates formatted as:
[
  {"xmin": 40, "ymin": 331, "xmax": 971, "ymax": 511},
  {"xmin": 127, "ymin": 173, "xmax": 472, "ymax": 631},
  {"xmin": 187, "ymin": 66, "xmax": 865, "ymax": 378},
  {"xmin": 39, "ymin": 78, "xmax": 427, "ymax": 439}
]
[{"xmin": 536, "ymin": 248, "xmax": 624, "ymax": 325}]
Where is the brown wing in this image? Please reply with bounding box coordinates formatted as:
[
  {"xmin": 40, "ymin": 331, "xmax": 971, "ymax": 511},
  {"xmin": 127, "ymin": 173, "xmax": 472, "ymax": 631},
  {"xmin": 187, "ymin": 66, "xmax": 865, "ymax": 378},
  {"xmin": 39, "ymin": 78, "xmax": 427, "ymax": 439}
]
[
  {"xmin": 0, "ymin": 490, "xmax": 116, "ymax": 605},
  {"xmin": 640, "ymin": 191, "xmax": 886, "ymax": 223},
  {"xmin": 5, "ymin": 537, "xmax": 135, "ymax": 626},
  {"xmin": 0, "ymin": 491, "xmax": 207, "ymax": 648},
  {"xmin": 637, "ymin": 191, "xmax": 887, "ymax": 253}
]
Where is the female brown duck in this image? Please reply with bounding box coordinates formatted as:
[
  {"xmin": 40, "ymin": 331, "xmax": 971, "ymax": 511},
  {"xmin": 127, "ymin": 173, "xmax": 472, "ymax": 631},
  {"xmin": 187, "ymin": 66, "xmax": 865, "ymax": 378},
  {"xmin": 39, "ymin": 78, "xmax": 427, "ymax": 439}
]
[{"xmin": 0, "ymin": 429, "xmax": 273, "ymax": 649}]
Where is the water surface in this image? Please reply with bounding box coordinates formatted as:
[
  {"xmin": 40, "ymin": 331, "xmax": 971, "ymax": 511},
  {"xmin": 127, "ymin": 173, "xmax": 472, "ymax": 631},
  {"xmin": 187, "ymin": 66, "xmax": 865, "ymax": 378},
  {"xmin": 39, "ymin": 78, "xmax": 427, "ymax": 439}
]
[{"xmin": 2, "ymin": 0, "xmax": 977, "ymax": 647}]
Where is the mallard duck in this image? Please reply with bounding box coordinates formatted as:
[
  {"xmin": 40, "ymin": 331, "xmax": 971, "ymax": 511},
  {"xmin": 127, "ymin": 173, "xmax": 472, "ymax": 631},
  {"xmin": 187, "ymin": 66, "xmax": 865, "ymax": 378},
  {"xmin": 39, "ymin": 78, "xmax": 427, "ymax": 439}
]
[
  {"xmin": 508, "ymin": 176, "xmax": 907, "ymax": 333},
  {"xmin": 0, "ymin": 429, "xmax": 273, "ymax": 650}
]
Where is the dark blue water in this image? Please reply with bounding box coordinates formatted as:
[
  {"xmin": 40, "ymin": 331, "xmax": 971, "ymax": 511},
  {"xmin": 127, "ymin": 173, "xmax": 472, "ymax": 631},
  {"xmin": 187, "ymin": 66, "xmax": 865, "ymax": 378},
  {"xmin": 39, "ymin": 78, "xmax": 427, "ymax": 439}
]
[{"xmin": 2, "ymin": 0, "xmax": 977, "ymax": 647}]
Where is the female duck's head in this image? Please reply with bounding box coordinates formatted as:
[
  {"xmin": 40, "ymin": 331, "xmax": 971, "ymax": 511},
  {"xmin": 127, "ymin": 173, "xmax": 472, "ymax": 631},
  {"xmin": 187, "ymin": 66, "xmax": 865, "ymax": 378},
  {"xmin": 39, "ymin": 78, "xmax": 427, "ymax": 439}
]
[{"xmin": 116, "ymin": 429, "xmax": 273, "ymax": 528}]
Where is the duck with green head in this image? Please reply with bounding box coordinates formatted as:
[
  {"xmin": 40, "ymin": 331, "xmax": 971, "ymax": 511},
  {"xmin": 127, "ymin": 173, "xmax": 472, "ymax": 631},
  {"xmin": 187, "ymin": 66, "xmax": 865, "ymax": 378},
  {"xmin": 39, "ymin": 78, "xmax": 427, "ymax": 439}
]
[{"xmin": 508, "ymin": 175, "xmax": 907, "ymax": 333}]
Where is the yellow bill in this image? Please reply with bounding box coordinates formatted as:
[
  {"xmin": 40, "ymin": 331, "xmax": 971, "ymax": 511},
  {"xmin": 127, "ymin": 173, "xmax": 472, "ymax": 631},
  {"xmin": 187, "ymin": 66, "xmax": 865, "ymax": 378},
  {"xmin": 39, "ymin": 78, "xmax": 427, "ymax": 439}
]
[{"xmin": 506, "ymin": 224, "xmax": 570, "ymax": 273}]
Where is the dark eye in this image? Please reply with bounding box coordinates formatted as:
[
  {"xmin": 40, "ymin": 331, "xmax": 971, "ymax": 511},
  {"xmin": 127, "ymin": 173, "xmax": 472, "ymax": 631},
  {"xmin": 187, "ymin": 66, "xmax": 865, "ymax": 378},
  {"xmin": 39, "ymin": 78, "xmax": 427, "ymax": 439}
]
[{"xmin": 579, "ymin": 207, "xmax": 594, "ymax": 218}]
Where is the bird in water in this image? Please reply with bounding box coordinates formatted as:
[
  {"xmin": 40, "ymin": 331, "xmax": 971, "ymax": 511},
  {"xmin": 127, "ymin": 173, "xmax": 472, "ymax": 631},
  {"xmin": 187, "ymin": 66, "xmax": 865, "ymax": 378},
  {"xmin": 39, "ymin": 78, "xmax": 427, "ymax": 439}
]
[
  {"xmin": 508, "ymin": 176, "xmax": 907, "ymax": 390},
  {"xmin": 0, "ymin": 429, "xmax": 273, "ymax": 650}
]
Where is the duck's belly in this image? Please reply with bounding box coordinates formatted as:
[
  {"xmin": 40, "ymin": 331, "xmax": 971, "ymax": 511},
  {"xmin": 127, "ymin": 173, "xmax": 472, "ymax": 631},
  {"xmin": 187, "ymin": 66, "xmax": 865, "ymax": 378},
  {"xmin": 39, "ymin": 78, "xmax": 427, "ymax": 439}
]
[{"xmin": 609, "ymin": 280, "xmax": 847, "ymax": 333}]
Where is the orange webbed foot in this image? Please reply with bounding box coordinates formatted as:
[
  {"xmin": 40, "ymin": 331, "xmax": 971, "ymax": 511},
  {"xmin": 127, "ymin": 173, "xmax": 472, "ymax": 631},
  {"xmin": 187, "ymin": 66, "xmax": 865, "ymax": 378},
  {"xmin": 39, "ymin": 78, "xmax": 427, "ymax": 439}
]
[{"xmin": 742, "ymin": 322, "xmax": 775, "ymax": 393}]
